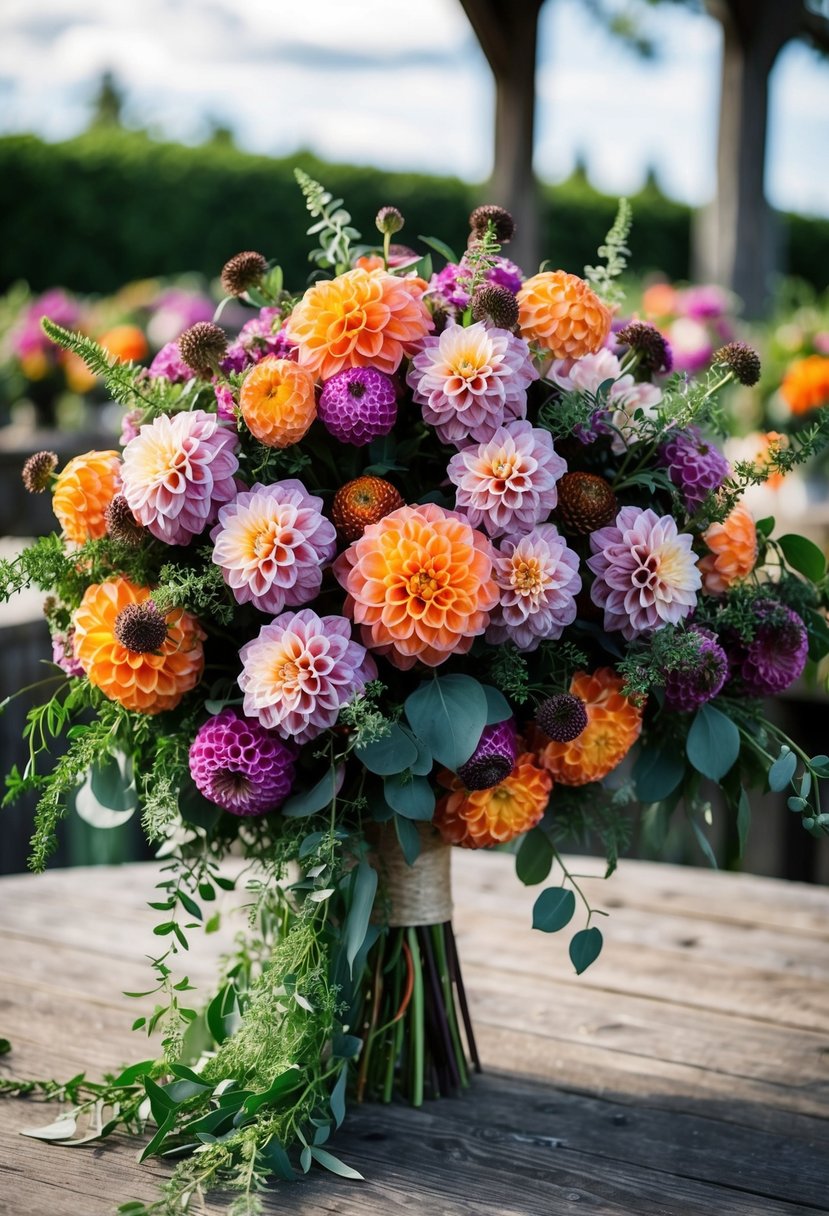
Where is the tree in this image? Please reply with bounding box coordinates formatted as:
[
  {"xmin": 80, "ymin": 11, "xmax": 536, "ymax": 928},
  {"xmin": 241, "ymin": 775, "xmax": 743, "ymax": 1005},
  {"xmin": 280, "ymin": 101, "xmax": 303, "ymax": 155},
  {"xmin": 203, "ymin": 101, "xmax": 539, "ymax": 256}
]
[
  {"xmin": 89, "ymin": 71, "xmax": 125, "ymax": 130},
  {"xmin": 695, "ymin": 0, "xmax": 829, "ymax": 317}
]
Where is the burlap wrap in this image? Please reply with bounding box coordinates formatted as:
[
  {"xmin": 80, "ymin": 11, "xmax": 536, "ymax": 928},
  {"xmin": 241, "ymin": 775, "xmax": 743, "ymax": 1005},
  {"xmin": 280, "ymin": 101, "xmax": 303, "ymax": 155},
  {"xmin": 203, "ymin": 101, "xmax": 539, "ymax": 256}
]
[{"xmin": 370, "ymin": 823, "xmax": 452, "ymax": 927}]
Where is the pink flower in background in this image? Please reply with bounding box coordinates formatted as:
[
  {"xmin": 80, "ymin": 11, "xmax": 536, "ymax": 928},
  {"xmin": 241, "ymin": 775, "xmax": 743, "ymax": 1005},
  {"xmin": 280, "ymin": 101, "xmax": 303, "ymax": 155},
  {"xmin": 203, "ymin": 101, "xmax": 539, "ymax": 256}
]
[
  {"xmin": 588, "ymin": 506, "xmax": 701, "ymax": 640},
  {"xmin": 487, "ymin": 524, "xmax": 582, "ymax": 651},
  {"xmin": 408, "ymin": 321, "xmax": 537, "ymax": 446},
  {"xmin": 12, "ymin": 289, "xmax": 82, "ymax": 360},
  {"xmin": 214, "ymin": 383, "xmax": 236, "ymax": 420},
  {"xmin": 51, "ymin": 628, "xmax": 84, "ymax": 677},
  {"xmin": 121, "ymin": 409, "xmax": 239, "ymax": 545},
  {"xmin": 147, "ymin": 288, "xmax": 215, "ymax": 347},
  {"xmin": 238, "ymin": 609, "xmax": 376, "ymax": 743},
  {"xmin": 222, "ymin": 307, "xmax": 298, "ymax": 373},
  {"xmin": 211, "ymin": 480, "xmax": 336, "ymax": 615},
  {"xmin": 448, "ymin": 421, "xmax": 567, "ymax": 537},
  {"xmin": 429, "ymin": 256, "xmax": 524, "ymax": 312},
  {"xmin": 148, "ymin": 341, "xmax": 192, "ymax": 383},
  {"xmin": 549, "ymin": 349, "xmax": 663, "ymax": 452}
]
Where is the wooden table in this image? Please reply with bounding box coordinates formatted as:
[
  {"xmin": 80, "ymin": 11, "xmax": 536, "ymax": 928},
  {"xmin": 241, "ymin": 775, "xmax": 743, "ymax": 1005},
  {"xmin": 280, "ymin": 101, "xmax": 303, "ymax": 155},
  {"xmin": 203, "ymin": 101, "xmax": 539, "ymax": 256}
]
[{"xmin": 1, "ymin": 852, "xmax": 827, "ymax": 1216}]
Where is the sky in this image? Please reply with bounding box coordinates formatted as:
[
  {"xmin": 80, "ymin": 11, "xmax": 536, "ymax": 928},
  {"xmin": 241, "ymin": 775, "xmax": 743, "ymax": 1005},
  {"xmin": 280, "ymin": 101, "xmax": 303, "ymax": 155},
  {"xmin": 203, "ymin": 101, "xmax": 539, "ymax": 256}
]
[{"xmin": 1, "ymin": 0, "xmax": 828, "ymax": 216}]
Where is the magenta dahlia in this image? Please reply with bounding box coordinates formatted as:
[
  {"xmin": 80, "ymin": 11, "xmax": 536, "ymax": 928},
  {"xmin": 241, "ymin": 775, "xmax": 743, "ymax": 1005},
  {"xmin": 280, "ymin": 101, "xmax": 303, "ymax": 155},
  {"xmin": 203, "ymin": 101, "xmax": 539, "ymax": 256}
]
[
  {"xmin": 318, "ymin": 367, "xmax": 397, "ymax": 446},
  {"xmin": 658, "ymin": 427, "xmax": 731, "ymax": 510},
  {"xmin": 211, "ymin": 480, "xmax": 337, "ymax": 615},
  {"xmin": 588, "ymin": 506, "xmax": 701, "ymax": 640},
  {"xmin": 188, "ymin": 708, "xmax": 295, "ymax": 816},
  {"xmin": 457, "ymin": 719, "xmax": 519, "ymax": 791},
  {"xmin": 148, "ymin": 342, "xmax": 193, "ymax": 383}
]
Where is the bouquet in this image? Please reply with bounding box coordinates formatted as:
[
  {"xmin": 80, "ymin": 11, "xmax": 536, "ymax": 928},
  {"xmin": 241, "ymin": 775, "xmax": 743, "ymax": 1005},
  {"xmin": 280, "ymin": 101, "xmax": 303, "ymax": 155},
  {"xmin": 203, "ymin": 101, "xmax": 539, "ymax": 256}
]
[{"xmin": 3, "ymin": 173, "xmax": 829, "ymax": 1216}]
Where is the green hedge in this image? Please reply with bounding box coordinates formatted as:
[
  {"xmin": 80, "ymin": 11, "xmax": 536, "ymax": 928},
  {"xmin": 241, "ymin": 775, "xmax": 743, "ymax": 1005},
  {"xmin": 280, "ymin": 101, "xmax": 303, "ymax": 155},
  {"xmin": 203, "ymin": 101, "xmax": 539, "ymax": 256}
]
[{"xmin": 1, "ymin": 131, "xmax": 826, "ymax": 294}]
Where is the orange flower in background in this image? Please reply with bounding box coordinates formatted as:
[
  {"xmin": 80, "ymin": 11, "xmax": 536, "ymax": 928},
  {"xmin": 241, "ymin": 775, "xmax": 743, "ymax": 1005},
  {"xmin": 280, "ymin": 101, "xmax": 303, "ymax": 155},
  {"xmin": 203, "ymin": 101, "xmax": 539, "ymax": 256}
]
[
  {"xmin": 781, "ymin": 355, "xmax": 829, "ymax": 415},
  {"xmin": 99, "ymin": 324, "xmax": 149, "ymax": 364},
  {"xmin": 752, "ymin": 431, "xmax": 787, "ymax": 491},
  {"xmin": 353, "ymin": 254, "xmax": 386, "ymax": 272},
  {"xmin": 699, "ymin": 501, "xmax": 757, "ymax": 595},
  {"xmin": 517, "ymin": 270, "xmax": 611, "ymax": 359},
  {"xmin": 62, "ymin": 351, "xmax": 98, "ymax": 394},
  {"xmin": 239, "ymin": 356, "xmax": 317, "ymax": 447},
  {"xmin": 285, "ymin": 266, "xmax": 432, "ymax": 379},
  {"xmin": 73, "ymin": 578, "xmax": 205, "ymax": 714},
  {"xmin": 435, "ymin": 753, "xmax": 552, "ymax": 848},
  {"xmin": 535, "ymin": 669, "xmax": 642, "ymax": 787},
  {"xmin": 52, "ymin": 450, "xmax": 121, "ymax": 544},
  {"xmin": 641, "ymin": 281, "xmax": 679, "ymax": 319},
  {"xmin": 334, "ymin": 501, "xmax": 498, "ymax": 669}
]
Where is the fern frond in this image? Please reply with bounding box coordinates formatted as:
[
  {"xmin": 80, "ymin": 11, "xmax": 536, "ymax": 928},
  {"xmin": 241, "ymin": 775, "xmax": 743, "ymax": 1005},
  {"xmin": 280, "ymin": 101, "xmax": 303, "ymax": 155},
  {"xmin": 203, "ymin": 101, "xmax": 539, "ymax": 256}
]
[
  {"xmin": 41, "ymin": 319, "xmax": 157, "ymax": 411},
  {"xmin": 585, "ymin": 198, "xmax": 633, "ymax": 306},
  {"xmin": 293, "ymin": 168, "xmax": 361, "ymax": 274}
]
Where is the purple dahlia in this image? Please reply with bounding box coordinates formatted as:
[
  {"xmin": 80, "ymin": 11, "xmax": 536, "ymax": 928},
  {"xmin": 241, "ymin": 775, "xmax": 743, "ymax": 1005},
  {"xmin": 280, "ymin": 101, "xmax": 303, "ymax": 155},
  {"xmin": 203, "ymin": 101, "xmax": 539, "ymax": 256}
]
[
  {"xmin": 729, "ymin": 601, "xmax": 808, "ymax": 697},
  {"xmin": 318, "ymin": 366, "xmax": 397, "ymax": 446},
  {"xmin": 189, "ymin": 708, "xmax": 295, "ymax": 816},
  {"xmin": 457, "ymin": 719, "xmax": 519, "ymax": 791},
  {"xmin": 658, "ymin": 427, "xmax": 730, "ymax": 510},
  {"xmin": 663, "ymin": 627, "xmax": 729, "ymax": 712}
]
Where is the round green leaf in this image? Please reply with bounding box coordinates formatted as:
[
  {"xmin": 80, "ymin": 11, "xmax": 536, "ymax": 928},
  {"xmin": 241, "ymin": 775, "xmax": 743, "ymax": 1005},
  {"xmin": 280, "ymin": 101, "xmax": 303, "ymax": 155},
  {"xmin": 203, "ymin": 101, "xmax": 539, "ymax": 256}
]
[
  {"xmin": 404, "ymin": 675, "xmax": 487, "ymax": 770},
  {"xmin": 768, "ymin": 749, "xmax": 797, "ymax": 792},
  {"xmin": 383, "ymin": 774, "xmax": 435, "ymax": 821},
  {"xmin": 482, "ymin": 684, "xmax": 513, "ymax": 725},
  {"xmin": 356, "ymin": 725, "xmax": 418, "ymax": 775},
  {"xmin": 569, "ymin": 927, "xmax": 603, "ymax": 974},
  {"xmin": 632, "ymin": 745, "xmax": 685, "ymax": 804},
  {"xmin": 686, "ymin": 704, "xmax": 740, "ymax": 781},
  {"xmin": 283, "ymin": 766, "xmax": 345, "ymax": 818},
  {"xmin": 516, "ymin": 828, "xmax": 554, "ymax": 886},
  {"xmin": 532, "ymin": 887, "xmax": 576, "ymax": 933}
]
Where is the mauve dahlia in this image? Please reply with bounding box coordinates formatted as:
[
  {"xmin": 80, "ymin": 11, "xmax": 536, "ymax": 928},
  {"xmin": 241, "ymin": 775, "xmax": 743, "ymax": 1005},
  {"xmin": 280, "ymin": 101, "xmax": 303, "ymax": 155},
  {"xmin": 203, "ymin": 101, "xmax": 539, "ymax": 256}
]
[
  {"xmin": 238, "ymin": 609, "xmax": 377, "ymax": 744},
  {"xmin": 318, "ymin": 367, "xmax": 397, "ymax": 446},
  {"xmin": 448, "ymin": 421, "xmax": 567, "ymax": 538},
  {"xmin": 730, "ymin": 601, "xmax": 808, "ymax": 697},
  {"xmin": 658, "ymin": 427, "xmax": 730, "ymax": 509},
  {"xmin": 588, "ymin": 506, "xmax": 701, "ymax": 640},
  {"xmin": 487, "ymin": 524, "xmax": 581, "ymax": 651},
  {"xmin": 189, "ymin": 708, "xmax": 295, "ymax": 816},
  {"xmin": 408, "ymin": 321, "xmax": 537, "ymax": 446},
  {"xmin": 429, "ymin": 256, "xmax": 524, "ymax": 311},
  {"xmin": 222, "ymin": 307, "xmax": 298, "ymax": 373},
  {"xmin": 121, "ymin": 409, "xmax": 239, "ymax": 546},
  {"xmin": 663, "ymin": 627, "xmax": 728, "ymax": 712},
  {"xmin": 211, "ymin": 480, "xmax": 336, "ymax": 615},
  {"xmin": 148, "ymin": 342, "xmax": 193, "ymax": 383}
]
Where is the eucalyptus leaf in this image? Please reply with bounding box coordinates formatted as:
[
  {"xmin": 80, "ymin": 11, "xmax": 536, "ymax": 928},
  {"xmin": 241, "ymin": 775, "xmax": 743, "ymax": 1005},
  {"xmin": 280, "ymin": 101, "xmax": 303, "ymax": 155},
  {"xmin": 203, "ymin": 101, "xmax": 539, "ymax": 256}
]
[
  {"xmin": 21, "ymin": 1115, "xmax": 78, "ymax": 1141},
  {"xmin": 345, "ymin": 861, "xmax": 378, "ymax": 974},
  {"xmin": 283, "ymin": 765, "xmax": 344, "ymax": 818},
  {"xmin": 482, "ymin": 684, "xmax": 513, "ymax": 725},
  {"xmin": 309, "ymin": 1146, "xmax": 364, "ymax": 1180},
  {"xmin": 532, "ymin": 887, "xmax": 576, "ymax": 933},
  {"xmin": 417, "ymin": 234, "xmax": 459, "ymax": 264},
  {"xmin": 356, "ymin": 725, "xmax": 418, "ymax": 775},
  {"xmin": 736, "ymin": 789, "xmax": 751, "ymax": 858},
  {"xmin": 74, "ymin": 751, "xmax": 137, "ymax": 828},
  {"xmin": 243, "ymin": 1069, "xmax": 303, "ymax": 1115},
  {"xmin": 404, "ymin": 675, "xmax": 487, "ymax": 770},
  {"xmin": 686, "ymin": 704, "xmax": 740, "ymax": 781},
  {"xmin": 569, "ymin": 927, "xmax": 603, "ymax": 974},
  {"xmin": 516, "ymin": 828, "xmax": 553, "ymax": 886},
  {"xmin": 633, "ymin": 745, "xmax": 685, "ymax": 804},
  {"xmin": 768, "ymin": 749, "xmax": 797, "ymax": 792},
  {"xmin": 383, "ymin": 773, "xmax": 435, "ymax": 820},
  {"xmin": 395, "ymin": 814, "xmax": 422, "ymax": 865},
  {"xmin": 262, "ymin": 1139, "xmax": 296, "ymax": 1181},
  {"xmin": 329, "ymin": 1064, "xmax": 348, "ymax": 1128}
]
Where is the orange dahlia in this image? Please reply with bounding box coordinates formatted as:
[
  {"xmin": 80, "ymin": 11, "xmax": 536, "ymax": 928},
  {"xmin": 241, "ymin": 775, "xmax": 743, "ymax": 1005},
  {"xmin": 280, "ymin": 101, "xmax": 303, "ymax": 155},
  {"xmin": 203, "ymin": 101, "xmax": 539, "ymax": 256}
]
[
  {"xmin": 285, "ymin": 267, "xmax": 432, "ymax": 379},
  {"xmin": 517, "ymin": 271, "xmax": 612, "ymax": 359},
  {"xmin": 435, "ymin": 753, "xmax": 552, "ymax": 848},
  {"xmin": 535, "ymin": 669, "xmax": 642, "ymax": 787},
  {"xmin": 699, "ymin": 501, "xmax": 757, "ymax": 595},
  {"xmin": 333, "ymin": 501, "xmax": 498, "ymax": 669},
  {"xmin": 52, "ymin": 450, "xmax": 121, "ymax": 544},
  {"xmin": 73, "ymin": 578, "xmax": 205, "ymax": 714},
  {"xmin": 99, "ymin": 324, "xmax": 149, "ymax": 364},
  {"xmin": 239, "ymin": 356, "xmax": 317, "ymax": 447},
  {"xmin": 781, "ymin": 355, "xmax": 829, "ymax": 415}
]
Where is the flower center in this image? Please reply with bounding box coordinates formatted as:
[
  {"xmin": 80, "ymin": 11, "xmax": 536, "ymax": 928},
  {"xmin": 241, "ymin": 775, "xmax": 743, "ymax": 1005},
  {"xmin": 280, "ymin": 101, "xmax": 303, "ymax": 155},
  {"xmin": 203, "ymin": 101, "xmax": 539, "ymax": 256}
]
[
  {"xmin": 631, "ymin": 544, "xmax": 660, "ymax": 588},
  {"xmin": 513, "ymin": 558, "xmax": 543, "ymax": 592},
  {"xmin": 491, "ymin": 454, "xmax": 518, "ymax": 479},
  {"xmin": 253, "ymin": 524, "xmax": 280, "ymax": 559},
  {"xmin": 407, "ymin": 570, "xmax": 440, "ymax": 601},
  {"xmin": 348, "ymin": 380, "xmax": 367, "ymax": 399}
]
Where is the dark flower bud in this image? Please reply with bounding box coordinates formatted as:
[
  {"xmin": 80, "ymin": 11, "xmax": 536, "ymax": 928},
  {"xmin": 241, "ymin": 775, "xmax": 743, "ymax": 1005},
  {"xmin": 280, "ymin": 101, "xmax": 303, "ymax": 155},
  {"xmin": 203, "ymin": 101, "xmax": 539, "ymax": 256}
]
[
  {"xmin": 471, "ymin": 284, "xmax": 520, "ymax": 330},
  {"xmin": 469, "ymin": 204, "xmax": 515, "ymax": 243},
  {"xmin": 536, "ymin": 694, "xmax": 588, "ymax": 743},
  {"xmin": 113, "ymin": 602, "xmax": 168, "ymax": 654},
  {"xmin": 375, "ymin": 206, "xmax": 404, "ymax": 236},
  {"xmin": 615, "ymin": 322, "xmax": 673, "ymax": 374},
  {"xmin": 22, "ymin": 450, "xmax": 58, "ymax": 493},
  {"xmin": 178, "ymin": 322, "xmax": 228, "ymax": 375},
  {"xmin": 220, "ymin": 251, "xmax": 268, "ymax": 297},
  {"xmin": 714, "ymin": 341, "xmax": 761, "ymax": 387}
]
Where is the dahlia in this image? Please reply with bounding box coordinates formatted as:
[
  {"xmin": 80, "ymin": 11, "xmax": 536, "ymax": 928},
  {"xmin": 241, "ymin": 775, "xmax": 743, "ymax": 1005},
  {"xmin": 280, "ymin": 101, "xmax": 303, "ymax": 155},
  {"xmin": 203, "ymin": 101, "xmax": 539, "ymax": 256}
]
[
  {"xmin": 456, "ymin": 719, "xmax": 519, "ymax": 791},
  {"xmin": 331, "ymin": 476, "xmax": 404, "ymax": 541},
  {"xmin": 729, "ymin": 601, "xmax": 808, "ymax": 697},
  {"xmin": 781, "ymin": 355, "xmax": 829, "ymax": 415},
  {"xmin": 447, "ymin": 421, "xmax": 567, "ymax": 538},
  {"xmin": 517, "ymin": 271, "xmax": 611, "ymax": 359},
  {"xmin": 435, "ymin": 753, "xmax": 551, "ymax": 849},
  {"xmin": 588, "ymin": 507, "xmax": 701, "ymax": 640},
  {"xmin": 238, "ymin": 609, "xmax": 376, "ymax": 744},
  {"xmin": 333, "ymin": 502, "xmax": 498, "ymax": 669},
  {"xmin": 73, "ymin": 578, "xmax": 205, "ymax": 714},
  {"xmin": 535, "ymin": 668, "xmax": 642, "ymax": 786},
  {"xmin": 239, "ymin": 357, "xmax": 317, "ymax": 448},
  {"xmin": 657, "ymin": 427, "xmax": 731, "ymax": 509},
  {"xmin": 663, "ymin": 627, "xmax": 729, "ymax": 712},
  {"xmin": 148, "ymin": 342, "xmax": 192, "ymax": 383},
  {"xmin": 211, "ymin": 480, "xmax": 336, "ymax": 615},
  {"xmin": 224, "ymin": 307, "xmax": 298, "ymax": 371},
  {"xmin": 548, "ymin": 349, "xmax": 662, "ymax": 452},
  {"xmin": 285, "ymin": 267, "xmax": 432, "ymax": 379},
  {"xmin": 121, "ymin": 410, "xmax": 238, "ymax": 546},
  {"xmin": 51, "ymin": 629, "xmax": 84, "ymax": 678},
  {"xmin": 52, "ymin": 450, "xmax": 121, "ymax": 544},
  {"xmin": 699, "ymin": 502, "xmax": 757, "ymax": 595},
  {"xmin": 407, "ymin": 321, "xmax": 537, "ymax": 446},
  {"xmin": 189, "ymin": 708, "xmax": 295, "ymax": 816},
  {"xmin": 318, "ymin": 367, "xmax": 397, "ymax": 446},
  {"xmin": 486, "ymin": 524, "xmax": 581, "ymax": 651},
  {"xmin": 428, "ymin": 256, "xmax": 524, "ymax": 312}
]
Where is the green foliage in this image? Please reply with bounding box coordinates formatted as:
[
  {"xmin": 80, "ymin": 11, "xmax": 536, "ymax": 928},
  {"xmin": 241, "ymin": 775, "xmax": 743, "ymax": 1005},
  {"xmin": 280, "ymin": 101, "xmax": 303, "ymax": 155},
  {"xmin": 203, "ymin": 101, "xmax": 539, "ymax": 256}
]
[
  {"xmin": 617, "ymin": 624, "xmax": 708, "ymax": 702},
  {"xmin": 294, "ymin": 168, "xmax": 362, "ymax": 274},
  {"xmin": 151, "ymin": 553, "xmax": 236, "ymax": 625},
  {"xmin": 585, "ymin": 197, "xmax": 632, "ymax": 306},
  {"xmin": 0, "ymin": 532, "xmax": 155, "ymax": 608},
  {"xmin": 403, "ymin": 674, "xmax": 487, "ymax": 770}
]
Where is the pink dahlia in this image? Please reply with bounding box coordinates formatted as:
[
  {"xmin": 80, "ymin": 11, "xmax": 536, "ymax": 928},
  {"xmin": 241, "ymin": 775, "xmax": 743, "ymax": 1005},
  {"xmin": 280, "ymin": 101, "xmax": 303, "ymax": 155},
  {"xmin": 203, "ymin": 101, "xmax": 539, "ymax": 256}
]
[
  {"xmin": 407, "ymin": 321, "xmax": 537, "ymax": 446},
  {"xmin": 588, "ymin": 506, "xmax": 701, "ymax": 640},
  {"xmin": 238, "ymin": 609, "xmax": 377, "ymax": 744},
  {"xmin": 447, "ymin": 421, "xmax": 567, "ymax": 538},
  {"xmin": 486, "ymin": 524, "xmax": 581, "ymax": 651},
  {"xmin": 211, "ymin": 480, "xmax": 336, "ymax": 615},
  {"xmin": 189, "ymin": 708, "xmax": 295, "ymax": 816},
  {"xmin": 148, "ymin": 341, "xmax": 192, "ymax": 383},
  {"xmin": 121, "ymin": 409, "xmax": 239, "ymax": 546}
]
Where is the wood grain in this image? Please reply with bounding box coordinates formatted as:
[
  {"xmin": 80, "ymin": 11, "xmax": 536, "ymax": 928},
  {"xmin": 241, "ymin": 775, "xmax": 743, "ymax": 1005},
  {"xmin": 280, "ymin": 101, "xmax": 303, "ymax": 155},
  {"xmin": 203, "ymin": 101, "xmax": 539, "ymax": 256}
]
[{"xmin": 1, "ymin": 853, "xmax": 828, "ymax": 1216}]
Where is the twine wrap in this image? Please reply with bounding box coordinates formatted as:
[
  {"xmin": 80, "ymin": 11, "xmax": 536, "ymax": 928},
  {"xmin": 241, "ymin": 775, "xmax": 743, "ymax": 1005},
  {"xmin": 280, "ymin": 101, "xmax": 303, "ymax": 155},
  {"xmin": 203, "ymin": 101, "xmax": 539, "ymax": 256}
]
[{"xmin": 371, "ymin": 823, "xmax": 452, "ymax": 927}]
